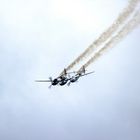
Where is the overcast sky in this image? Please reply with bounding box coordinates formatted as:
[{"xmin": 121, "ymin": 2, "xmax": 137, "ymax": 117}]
[{"xmin": 0, "ymin": 0, "xmax": 140, "ymax": 140}]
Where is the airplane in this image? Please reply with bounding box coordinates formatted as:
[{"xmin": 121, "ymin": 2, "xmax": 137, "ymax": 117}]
[
  {"xmin": 36, "ymin": 67, "xmax": 94, "ymax": 88},
  {"xmin": 35, "ymin": 69, "xmax": 70, "ymax": 88},
  {"xmin": 67, "ymin": 66, "xmax": 94, "ymax": 86}
]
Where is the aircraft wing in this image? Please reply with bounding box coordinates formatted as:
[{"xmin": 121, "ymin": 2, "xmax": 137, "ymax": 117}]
[
  {"xmin": 35, "ymin": 80, "xmax": 51, "ymax": 82},
  {"xmin": 81, "ymin": 71, "xmax": 95, "ymax": 76}
]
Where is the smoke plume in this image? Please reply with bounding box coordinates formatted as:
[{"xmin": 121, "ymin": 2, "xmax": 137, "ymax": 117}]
[{"xmin": 63, "ymin": 0, "xmax": 140, "ymax": 74}]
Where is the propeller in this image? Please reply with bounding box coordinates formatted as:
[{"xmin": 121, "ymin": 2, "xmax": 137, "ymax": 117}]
[
  {"xmin": 48, "ymin": 85, "xmax": 52, "ymax": 89},
  {"xmin": 67, "ymin": 81, "xmax": 71, "ymax": 86},
  {"xmin": 49, "ymin": 77, "xmax": 53, "ymax": 82}
]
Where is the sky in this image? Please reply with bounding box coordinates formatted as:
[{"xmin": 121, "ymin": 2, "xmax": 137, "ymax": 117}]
[{"xmin": 0, "ymin": 0, "xmax": 140, "ymax": 140}]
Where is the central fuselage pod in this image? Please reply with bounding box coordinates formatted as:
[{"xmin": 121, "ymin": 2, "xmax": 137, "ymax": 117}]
[
  {"xmin": 52, "ymin": 79, "xmax": 59, "ymax": 85},
  {"xmin": 59, "ymin": 76, "xmax": 68, "ymax": 86}
]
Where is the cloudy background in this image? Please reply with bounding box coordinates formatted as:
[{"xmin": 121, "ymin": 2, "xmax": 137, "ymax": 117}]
[{"xmin": 0, "ymin": 0, "xmax": 140, "ymax": 140}]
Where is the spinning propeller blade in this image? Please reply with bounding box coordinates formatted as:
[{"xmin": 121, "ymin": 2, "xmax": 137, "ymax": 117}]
[
  {"xmin": 48, "ymin": 85, "xmax": 52, "ymax": 89},
  {"xmin": 49, "ymin": 77, "xmax": 53, "ymax": 82},
  {"xmin": 67, "ymin": 81, "xmax": 71, "ymax": 86}
]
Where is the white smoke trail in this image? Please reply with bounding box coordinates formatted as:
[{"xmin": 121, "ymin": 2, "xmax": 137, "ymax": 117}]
[
  {"xmin": 79, "ymin": 10, "xmax": 140, "ymax": 70},
  {"xmin": 64, "ymin": 0, "xmax": 140, "ymax": 73}
]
